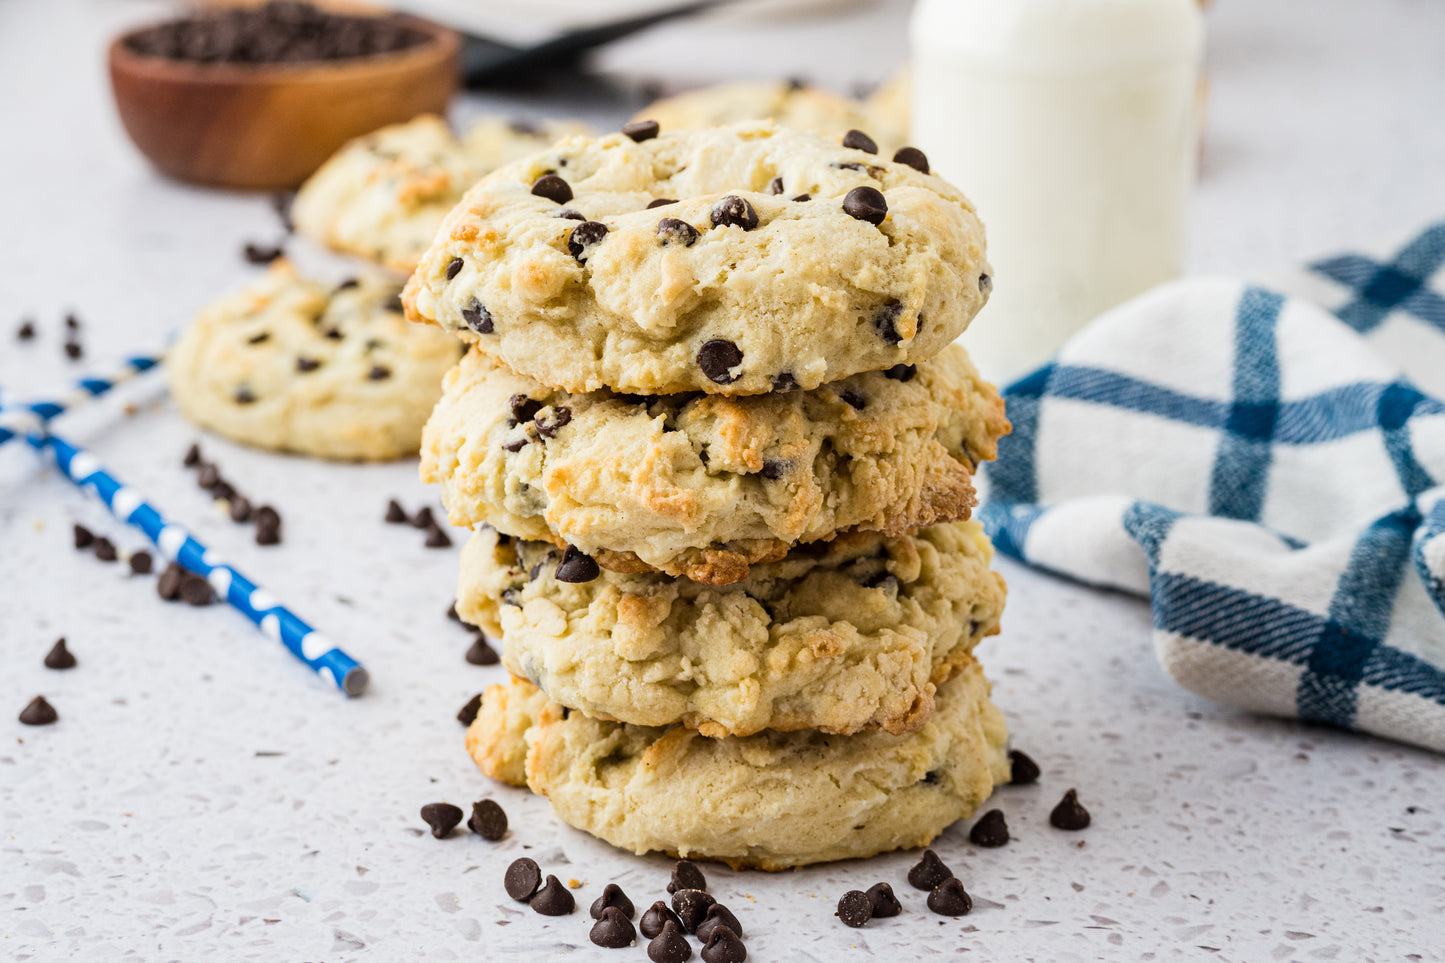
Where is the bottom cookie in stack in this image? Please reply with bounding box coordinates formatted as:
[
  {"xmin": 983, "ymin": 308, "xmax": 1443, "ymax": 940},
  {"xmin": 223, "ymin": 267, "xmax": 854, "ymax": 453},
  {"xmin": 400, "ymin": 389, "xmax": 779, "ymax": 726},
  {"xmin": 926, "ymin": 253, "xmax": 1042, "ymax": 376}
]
[{"xmin": 467, "ymin": 660, "xmax": 1008, "ymax": 871}]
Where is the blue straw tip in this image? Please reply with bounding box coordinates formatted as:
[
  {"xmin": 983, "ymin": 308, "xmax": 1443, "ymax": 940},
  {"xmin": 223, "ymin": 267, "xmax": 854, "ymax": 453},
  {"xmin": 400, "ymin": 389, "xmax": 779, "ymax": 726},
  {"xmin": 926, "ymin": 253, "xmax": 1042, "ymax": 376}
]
[{"xmin": 342, "ymin": 666, "xmax": 370, "ymax": 697}]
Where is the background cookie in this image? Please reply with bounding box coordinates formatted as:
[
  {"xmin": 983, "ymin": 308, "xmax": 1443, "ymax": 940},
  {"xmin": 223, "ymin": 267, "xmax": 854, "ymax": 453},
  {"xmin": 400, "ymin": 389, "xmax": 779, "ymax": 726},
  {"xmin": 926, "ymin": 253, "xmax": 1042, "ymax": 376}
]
[
  {"xmin": 633, "ymin": 79, "xmax": 892, "ymax": 147},
  {"xmin": 467, "ymin": 661, "xmax": 1009, "ymax": 870},
  {"xmin": 404, "ymin": 120, "xmax": 991, "ymax": 396},
  {"xmin": 456, "ymin": 520, "xmax": 1006, "ymax": 737},
  {"xmin": 167, "ymin": 259, "xmax": 463, "ymax": 461},
  {"xmin": 423, "ymin": 344, "xmax": 1008, "ymax": 583}
]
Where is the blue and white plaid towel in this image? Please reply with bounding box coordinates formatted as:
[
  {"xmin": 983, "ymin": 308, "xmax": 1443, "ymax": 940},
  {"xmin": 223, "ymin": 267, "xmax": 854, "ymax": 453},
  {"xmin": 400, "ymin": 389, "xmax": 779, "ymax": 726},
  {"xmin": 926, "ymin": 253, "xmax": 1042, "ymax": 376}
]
[{"xmin": 979, "ymin": 222, "xmax": 1445, "ymax": 753}]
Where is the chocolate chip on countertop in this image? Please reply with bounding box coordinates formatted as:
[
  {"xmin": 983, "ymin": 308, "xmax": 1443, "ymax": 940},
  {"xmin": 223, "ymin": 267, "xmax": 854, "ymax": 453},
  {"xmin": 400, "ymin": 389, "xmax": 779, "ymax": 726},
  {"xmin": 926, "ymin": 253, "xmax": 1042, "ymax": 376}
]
[
  {"xmin": 445, "ymin": 257, "xmax": 464, "ymax": 280},
  {"xmin": 555, "ymin": 545, "xmax": 600, "ymax": 583},
  {"xmin": 410, "ymin": 506, "xmax": 434, "ymax": 530},
  {"xmin": 843, "ymin": 186, "xmax": 887, "ymax": 226},
  {"xmin": 591, "ymin": 882, "xmax": 636, "ymax": 920},
  {"xmin": 621, "ymin": 119, "xmax": 660, "ymax": 142},
  {"xmin": 425, "ymin": 524, "xmax": 452, "ymax": 548},
  {"xmin": 592, "ymin": 905, "xmax": 637, "ymax": 948},
  {"xmin": 695, "ymin": 904, "xmax": 742, "ymax": 942},
  {"xmin": 647, "ymin": 198, "xmax": 678, "ymax": 209},
  {"xmin": 420, "ymin": 802, "xmax": 463, "ymax": 839},
  {"xmin": 73, "ymin": 524, "xmax": 95, "ymax": 550},
  {"xmin": 182, "ymin": 443, "xmax": 202, "ymax": 467},
  {"xmin": 668, "ymin": 858, "xmax": 707, "ymax": 894},
  {"xmin": 866, "ymin": 881, "xmax": 902, "ymax": 918},
  {"xmin": 244, "ymin": 242, "xmax": 283, "ymax": 265},
  {"xmin": 467, "ymin": 798, "xmax": 507, "ymax": 840},
  {"xmin": 44, "ymin": 638, "xmax": 76, "ymax": 670},
  {"xmin": 873, "ymin": 299, "xmax": 905, "ymax": 344},
  {"xmin": 907, "ymin": 849, "xmax": 952, "ymax": 891},
  {"xmin": 531, "ymin": 875, "xmax": 576, "ymax": 916},
  {"xmin": 465, "ymin": 635, "xmax": 499, "ymax": 666},
  {"xmin": 64, "ymin": 340, "xmax": 83, "ymax": 360},
  {"xmin": 129, "ymin": 551, "xmax": 154, "ymax": 575},
  {"xmin": 1050, "ymin": 788, "xmax": 1091, "ymax": 830},
  {"xmin": 385, "ymin": 499, "xmax": 409, "ymax": 524},
  {"xmin": 505, "ymin": 857, "xmax": 542, "ymax": 901},
  {"xmin": 969, "ymin": 808, "xmax": 1010, "ymax": 847},
  {"xmin": 697, "ymin": 339, "xmax": 743, "ymax": 385},
  {"xmin": 657, "ymin": 217, "xmax": 700, "ymax": 247},
  {"xmin": 835, "ymin": 890, "xmax": 872, "ymax": 928},
  {"xmin": 157, "ymin": 562, "xmax": 185, "ymax": 601},
  {"xmin": 531, "ymin": 173, "xmax": 573, "ymax": 205},
  {"xmin": 927, "ymin": 877, "xmax": 972, "ymax": 916},
  {"xmin": 19, "ymin": 695, "xmax": 58, "ymax": 726},
  {"xmin": 700, "ymin": 926, "xmax": 746, "ymax": 963},
  {"xmin": 710, "ymin": 195, "xmax": 758, "ymax": 231},
  {"xmin": 92, "ymin": 537, "xmax": 118, "ymax": 563},
  {"xmin": 180, "ymin": 574, "xmax": 216, "ymax": 606},
  {"xmin": 567, "ymin": 220, "xmax": 609, "ymax": 260},
  {"xmin": 892, "ymin": 146, "xmax": 930, "ymax": 174},
  {"xmin": 884, "ymin": 363, "xmax": 916, "ymax": 382},
  {"xmin": 842, "ymin": 129, "xmax": 878, "ymax": 154},
  {"xmin": 509, "ymin": 393, "xmax": 544, "ymax": 425},
  {"xmin": 16, "ymin": 319, "xmax": 35, "ymax": 340},
  {"xmin": 670, "ymin": 889, "xmax": 715, "ymax": 933},
  {"xmin": 641, "ymin": 900, "xmax": 684, "ymax": 939},
  {"xmin": 1009, "ymin": 749, "xmax": 1041, "ymax": 785},
  {"xmin": 457, "ymin": 693, "xmax": 483, "ymax": 726},
  {"xmin": 228, "ymin": 495, "xmax": 252, "ymax": 523},
  {"xmin": 646, "ymin": 919, "xmax": 691, "ymax": 963}
]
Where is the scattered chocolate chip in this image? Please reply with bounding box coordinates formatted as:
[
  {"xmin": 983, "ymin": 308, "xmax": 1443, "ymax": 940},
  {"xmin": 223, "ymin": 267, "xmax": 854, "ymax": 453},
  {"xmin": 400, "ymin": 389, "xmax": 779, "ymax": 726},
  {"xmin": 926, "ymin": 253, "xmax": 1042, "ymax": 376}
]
[
  {"xmin": 44, "ymin": 638, "xmax": 76, "ymax": 670},
  {"xmin": 457, "ymin": 693, "xmax": 483, "ymax": 726},
  {"xmin": 927, "ymin": 877, "xmax": 972, "ymax": 916},
  {"xmin": 701, "ymin": 927, "xmax": 746, "ymax": 963},
  {"xmin": 979, "ymin": 273, "xmax": 992, "ymax": 295},
  {"xmin": 657, "ymin": 217, "xmax": 700, "ymax": 247},
  {"xmin": 592, "ymin": 905, "xmax": 637, "ymax": 948},
  {"xmin": 640, "ymin": 901, "xmax": 683, "ymax": 939},
  {"xmin": 1050, "ymin": 788, "xmax": 1091, "ymax": 830},
  {"xmin": 461, "ymin": 297, "xmax": 493, "ymax": 334},
  {"xmin": 445, "ymin": 257, "xmax": 464, "ymax": 280},
  {"xmin": 838, "ymin": 386, "xmax": 867, "ymax": 410},
  {"xmin": 16, "ymin": 320, "xmax": 35, "ymax": 340},
  {"xmin": 531, "ymin": 173, "xmax": 573, "ymax": 205},
  {"xmin": 73, "ymin": 523, "xmax": 95, "ymax": 550},
  {"xmin": 247, "ymin": 331, "xmax": 271, "ymax": 345},
  {"xmin": 420, "ymin": 802, "xmax": 463, "ymax": 839},
  {"xmin": 907, "ymin": 849, "xmax": 951, "ymax": 891},
  {"xmin": 157, "ymin": 562, "xmax": 185, "ymax": 601},
  {"xmin": 64, "ymin": 313, "xmax": 80, "ymax": 330},
  {"xmin": 866, "ymin": 882, "xmax": 901, "ymax": 918},
  {"xmin": 555, "ymin": 545, "xmax": 600, "ymax": 583},
  {"xmin": 19, "ymin": 695, "xmax": 57, "ymax": 726},
  {"xmin": 710, "ymin": 195, "xmax": 759, "ymax": 231},
  {"xmin": 382, "ymin": 499, "xmax": 407, "ymax": 524},
  {"xmin": 531, "ymin": 875, "xmax": 576, "ymax": 915},
  {"xmin": 467, "ymin": 798, "xmax": 507, "ymax": 840},
  {"xmin": 842, "ymin": 129, "xmax": 879, "ymax": 154},
  {"xmin": 668, "ymin": 859, "xmax": 707, "ymax": 894},
  {"xmin": 835, "ymin": 890, "xmax": 872, "ymax": 928},
  {"xmin": 64, "ymin": 340, "xmax": 83, "ymax": 360},
  {"xmin": 232, "ymin": 495, "xmax": 255, "ymax": 521},
  {"xmin": 671, "ymin": 889, "xmax": 715, "ymax": 933},
  {"xmin": 884, "ymin": 363, "xmax": 917, "ymax": 381},
  {"xmin": 368, "ymin": 365, "xmax": 391, "ymax": 381},
  {"xmin": 254, "ymin": 505, "xmax": 281, "ymax": 533},
  {"xmin": 791, "ymin": 193, "xmax": 811, "ymax": 202},
  {"xmin": 243, "ymin": 242, "xmax": 283, "ymax": 264},
  {"xmin": 768, "ymin": 176, "xmax": 784, "ymax": 195},
  {"xmin": 1009, "ymin": 748, "xmax": 1041, "ymax": 785},
  {"xmin": 759, "ymin": 460, "xmax": 787, "ymax": 480},
  {"xmin": 425, "ymin": 524, "xmax": 452, "ymax": 548},
  {"xmin": 129, "ymin": 551, "xmax": 154, "ymax": 575},
  {"xmin": 695, "ymin": 904, "xmax": 742, "ymax": 942},
  {"xmin": 410, "ymin": 507, "xmax": 434, "ymax": 530},
  {"xmin": 647, "ymin": 198, "xmax": 678, "ymax": 209},
  {"xmin": 535, "ymin": 406, "xmax": 572, "ymax": 438},
  {"xmin": 872, "ymin": 299, "xmax": 905, "ymax": 345},
  {"xmin": 92, "ymin": 537, "xmax": 118, "ymax": 563},
  {"xmin": 697, "ymin": 339, "xmax": 743, "ymax": 385},
  {"xmin": 771, "ymin": 372, "xmax": 799, "ymax": 392},
  {"xmin": 591, "ymin": 883, "xmax": 636, "ymax": 920},
  {"xmin": 843, "ymin": 186, "xmax": 888, "ymax": 226},
  {"xmin": 182, "ymin": 443, "xmax": 202, "ymax": 468},
  {"xmin": 505, "ymin": 857, "xmax": 542, "ymax": 901},
  {"xmin": 465, "ymin": 635, "xmax": 499, "ymax": 666},
  {"xmin": 567, "ymin": 221, "xmax": 609, "ymax": 261},
  {"xmin": 892, "ymin": 146, "xmax": 930, "ymax": 173},
  {"xmin": 196, "ymin": 463, "xmax": 220, "ymax": 491},
  {"xmin": 969, "ymin": 808, "xmax": 1009, "ymax": 847},
  {"xmin": 647, "ymin": 919, "xmax": 691, "ymax": 963},
  {"xmin": 210, "ymin": 480, "xmax": 236, "ymax": 502},
  {"xmin": 180, "ymin": 574, "xmax": 215, "ymax": 606},
  {"xmin": 622, "ymin": 119, "xmax": 660, "ymax": 142}
]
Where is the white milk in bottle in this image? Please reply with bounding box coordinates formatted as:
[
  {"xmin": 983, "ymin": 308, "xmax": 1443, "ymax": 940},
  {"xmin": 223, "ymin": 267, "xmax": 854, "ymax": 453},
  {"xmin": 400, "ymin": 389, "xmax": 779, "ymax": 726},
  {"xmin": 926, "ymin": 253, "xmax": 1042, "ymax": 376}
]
[{"xmin": 911, "ymin": 0, "xmax": 1205, "ymax": 384}]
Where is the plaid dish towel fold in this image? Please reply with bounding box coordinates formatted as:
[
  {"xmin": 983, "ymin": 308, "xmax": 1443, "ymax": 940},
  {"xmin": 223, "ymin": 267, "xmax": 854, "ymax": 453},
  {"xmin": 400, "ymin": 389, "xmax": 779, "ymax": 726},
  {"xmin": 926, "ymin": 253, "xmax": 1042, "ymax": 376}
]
[{"xmin": 979, "ymin": 222, "xmax": 1445, "ymax": 752}]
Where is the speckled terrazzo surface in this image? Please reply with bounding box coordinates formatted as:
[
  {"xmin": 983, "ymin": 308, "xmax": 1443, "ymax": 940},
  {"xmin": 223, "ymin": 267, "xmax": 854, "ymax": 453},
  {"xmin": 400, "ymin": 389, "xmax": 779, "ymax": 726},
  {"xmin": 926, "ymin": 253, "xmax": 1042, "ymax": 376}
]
[{"xmin": 4, "ymin": 1, "xmax": 1445, "ymax": 960}]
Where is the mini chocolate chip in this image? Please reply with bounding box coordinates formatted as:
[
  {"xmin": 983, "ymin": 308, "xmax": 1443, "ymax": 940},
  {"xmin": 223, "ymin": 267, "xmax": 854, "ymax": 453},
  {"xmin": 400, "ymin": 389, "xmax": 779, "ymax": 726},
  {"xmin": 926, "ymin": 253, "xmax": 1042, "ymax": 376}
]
[
  {"xmin": 180, "ymin": 574, "xmax": 215, "ymax": 606},
  {"xmin": 16, "ymin": 320, "xmax": 35, "ymax": 340},
  {"xmin": 505, "ymin": 857, "xmax": 542, "ymax": 901},
  {"xmin": 532, "ymin": 875, "xmax": 576, "ymax": 916},
  {"xmin": 842, "ymin": 129, "xmax": 878, "ymax": 154},
  {"xmin": 73, "ymin": 524, "xmax": 95, "ymax": 550},
  {"xmin": 657, "ymin": 217, "xmax": 700, "ymax": 247},
  {"xmin": 555, "ymin": 545, "xmax": 600, "ymax": 583},
  {"xmin": 647, "ymin": 919, "xmax": 690, "ymax": 963},
  {"xmin": 640, "ymin": 901, "xmax": 683, "ymax": 939},
  {"xmin": 461, "ymin": 297, "xmax": 493, "ymax": 334},
  {"xmin": 323, "ymin": 328, "xmax": 343, "ymax": 340},
  {"xmin": 668, "ymin": 859, "xmax": 707, "ymax": 894},
  {"xmin": 1009, "ymin": 749, "xmax": 1041, "ymax": 785},
  {"xmin": 254, "ymin": 505, "xmax": 281, "ymax": 530},
  {"xmin": 701, "ymin": 927, "xmax": 746, "ymax": 963},
  {"xmin": 866, "ymin": 882, "xmax": 902, "ymax": 918},
  {"xmin": 535, "ymin": 406, "xmax": 572, "ymax": 437},
  {"xmin": 502, "ymin": 437, "xmax": 528, "ymax": 453},
  {"xmin": 592, "ymin": 906, "xmax": 637, "ymax": 948},
  {"xmin": 420, "ymin": 802, "xmax": 463, "ymax": 839},
  {"xmin": 196, "ymin": 463, "xmax": 219, "ymax": 490},
  {"xmin": 835, "ymin": 890, "xmax": 872, "ymax": 928},
  {"xmin": 425, "ymin": 524, "xmax": 452, "ymax": 548},
  {"xmin": 531, "ymin": 173, "xmax": 573, "ymax": 204},
  {"xmin": 445, "ymin": 257, "xmax": 464, "ymax": 280},
  {"xmin": 791, "ymin": 193, "xmax": 811, "ymax": 202},
  {"xmin": 210, "ymin": 481, "xmax": 236, "ymax": 502},
  {"xmin": 368, "ymin": 365, "xmax": 391, "ymax": 381},
  {"xmin": 907, "ymin": 849, "xmax": 952, "ymax": 891},
  {"xmin": 410, "ymin": 507, "xmax": 434, "ymax": 529},
  {"xmin": 768, "ymin": 176, "xmax": 784, "ymax": 195},
  {"xmin": 695, "ymin": 904, "xmax": 742, "ymax": 941},
  {"xmin": 64, "ymin": 313, "xmax": 80, "ymax": 330},
  {"xmin": 838, "ymin": 386, "xmax": 867, "ymax": 410},
  {"xmin": 234, "ymin": 385, "xmax": 256, "ymax": 404},
  {"xmin": 385, "ymin": 499, "xmax": 408, "ymax": 524},
  {"xmin": 457, "ymin": 693, "xmax": 483, "ymax": 726},
  {"xmin": 1050, "ymin": 788, "xmax": 1091, "ymax": 830},
  {"xmin": 129, "ymin": 551, "xmax": 153, "ymax": 575},
  {"xmin": 697, "ymin": 339, "xmax": 743, "ymax": 384},
  {"xmin": 296, "ymin": 356, "xmax": 320, "ymax": 372},
  {"xmin": 622, "ymin": 119, "xmax": 660, "ymax": 142},
  {"xmin": 892, "ymin": 146, "xmax": 930, "ymax": 173},
  {"xmin": 771, "ymin": 372, "xmax": 799, "ymax": 392},
  {"xmin": 182, "ymin": 443, "xmax": 202, "ymax": 468},
  {"xmin": 468, "ymin": 798, "xmax": 507, "ymax": 840},
  {"xmin": 568, "ymin": 220, "xmax": 609, "ymax": 260},
  {"xmin": 248, "ymin": 331, "xmax": 271, "ymax": 345},
  {"xmin": 843, "ymin": 186, "xmax": 887, "ymax": 225},
  {"xmin": 64, "ymin": 340, "xmax": 83, "ymax": 360},
  {"xmin": 970, "ymin": 809, "xmax": 1009, "ymax": 847},
  {"xmin": 92, "ymin": 537, "xmax": 117, "ymax": 563},
  {"xmin": 591, "ymin": 883, "xmax": 636, "ymax": 920},
  {"xmin": 872, "ymin": 299, "xmax": 904, "ymax": 345},
  {"xmin": 710, "ymin": 195, "xmax": 759, "ymax": 230},
  {"xmin": 19, "ymin": 695, "xmax": 57, "ymax": 726},
  {"xmin": 928, "ymin": 877, "xmax": 972, "ymax": 916},
  {"xmin": 760, "ymin": 460, "xmax": 787, "ymax": 480},
  {"xmin": 465, "ymin": 635, "xmax": 499, "ymax": 665},
  {"xmin": 647, "ymin": 198, "xmax": 678, "ymax": 209},
  {"xmin": 243, "ymin": 242, "xmax": 283, "ymax": 264},
  {"xmin": 671, "ymin": 889, "xmax": 714, "ymax": 933},
  {"xmin": 255, "ymin": 524, "xmax": 280, "ymax": 547},
  {"xmin": 884, "ymin": 363, "xmax": 917, "ymax": 381},
  {"xmin": 44, "ymin": 638, "xmax": 76, "ymax": 670},
  {"xmin": 157, "ymin": 563, "xmax": 185, "ymax": 601},
  {"xmin": 508, "ymin": 394, "xmax": 544, "ymax": 425}
]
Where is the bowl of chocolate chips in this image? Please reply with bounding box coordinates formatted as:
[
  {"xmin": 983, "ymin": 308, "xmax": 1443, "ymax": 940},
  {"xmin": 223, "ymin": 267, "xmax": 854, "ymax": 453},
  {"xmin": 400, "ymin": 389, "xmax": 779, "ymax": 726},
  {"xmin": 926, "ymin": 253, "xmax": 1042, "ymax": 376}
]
[{"xmin": 109, "ymin": 1, "xmax": 459, "ymax": 189}]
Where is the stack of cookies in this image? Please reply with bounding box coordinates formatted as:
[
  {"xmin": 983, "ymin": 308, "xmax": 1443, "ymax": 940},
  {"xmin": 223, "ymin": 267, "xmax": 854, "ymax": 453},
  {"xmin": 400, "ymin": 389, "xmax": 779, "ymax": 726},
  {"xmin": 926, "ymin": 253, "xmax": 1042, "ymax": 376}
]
[{"xmin": 407, "ymin": 119, "xmax": 1013, "ymax": 869}]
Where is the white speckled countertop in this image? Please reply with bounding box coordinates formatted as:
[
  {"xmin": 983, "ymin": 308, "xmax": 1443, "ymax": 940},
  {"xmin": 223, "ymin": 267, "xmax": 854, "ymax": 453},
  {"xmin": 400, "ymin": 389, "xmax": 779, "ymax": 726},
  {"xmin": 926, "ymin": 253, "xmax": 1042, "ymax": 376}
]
[{"xmin": 3, "ymin": 1, "xmax": 1444, "ymax": 960}]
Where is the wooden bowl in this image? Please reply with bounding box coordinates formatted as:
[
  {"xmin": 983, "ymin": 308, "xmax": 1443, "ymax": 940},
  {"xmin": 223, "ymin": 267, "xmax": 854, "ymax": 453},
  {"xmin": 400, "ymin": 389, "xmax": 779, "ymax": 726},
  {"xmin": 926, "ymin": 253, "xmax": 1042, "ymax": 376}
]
[{"xmin": 108, "ymin": 14, "xmax": 460, "ymax": 190}]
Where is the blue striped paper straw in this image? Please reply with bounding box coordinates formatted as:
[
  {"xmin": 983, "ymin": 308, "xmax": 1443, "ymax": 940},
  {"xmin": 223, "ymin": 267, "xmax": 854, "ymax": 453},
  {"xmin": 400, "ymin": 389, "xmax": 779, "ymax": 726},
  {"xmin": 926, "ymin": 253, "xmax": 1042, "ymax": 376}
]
[
  {"xmin": 0, "ymin": 352, "xmax": 163, "ymax": 446},
  {"xmin": 29, "ymin": 430, "xmax": 369, "ymax": 696}
]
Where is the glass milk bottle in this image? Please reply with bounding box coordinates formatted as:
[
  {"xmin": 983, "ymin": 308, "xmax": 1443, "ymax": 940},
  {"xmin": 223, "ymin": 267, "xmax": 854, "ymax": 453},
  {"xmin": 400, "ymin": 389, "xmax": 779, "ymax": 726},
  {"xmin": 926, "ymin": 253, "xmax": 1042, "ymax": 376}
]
[{"xmin": 911, "ymin": 0, "xmax": 1205, "ymax": 385}]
